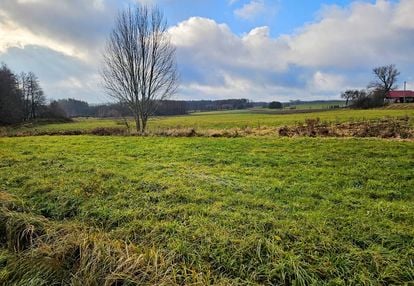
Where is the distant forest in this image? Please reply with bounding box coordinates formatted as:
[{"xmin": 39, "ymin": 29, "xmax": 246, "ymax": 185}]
[
  {"xmin": 0, "ymin": 59, "xmax": 345, "ymax": 124},
  {"xmin": 56, "ymin": 98, "xmax": 255, "ymax": 118},
  {"xmin": 55, "ymin": 98, "xmax": 346, "ymax": 118}
]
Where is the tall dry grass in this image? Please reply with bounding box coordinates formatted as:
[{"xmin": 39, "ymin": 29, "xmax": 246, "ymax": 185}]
[{"xmin": 0, "ymin": 192, "xmax": 224, "ymax": 285}]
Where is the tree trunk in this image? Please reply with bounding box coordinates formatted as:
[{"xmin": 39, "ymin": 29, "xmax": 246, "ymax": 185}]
[
  {"xmin": 141, "ymin": 116, "xmax": 147, "ymax": 133},
  {"xmin": 134, "ymin": 114, "xmax": 141, "ymax": 133},
  {"xmin": 31, "ymin": 97, "xmax": 35, "ymax": 119}
]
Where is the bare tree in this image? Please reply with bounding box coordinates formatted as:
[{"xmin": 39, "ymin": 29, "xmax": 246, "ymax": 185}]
[
  {"xmin": 368, "ymin": 64, "xmax": 400, "ymax": 99},
  {"xmin": 341, "ymin": 90, "xmax": 366, "ymax": 106},
  {"xmin": 102, "ymin": 5, "xmax": 178, "ymax": 132},
  {"xmin": 27, "ymin": 72, "xmax": 45, "ymax": 119},
  {"xmin": 19, "ymin": 72, "xmax": 45, "ymax": 120},
  {"xmin": 341, "ymin": 90, "xmax": 353, "ymax": 106}
]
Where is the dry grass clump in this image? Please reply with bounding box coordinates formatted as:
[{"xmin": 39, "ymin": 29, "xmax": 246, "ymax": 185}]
[
  {"xmin": 204, "ymin": 129, "xmax": 240, "ymax": 138},
  {"xmin": 0, "ymin": 192, "xmax": 25, "ymax": 212},
  {"xmin": 5, "ymin": 129, "xmax": 85, "ymax": 137},
  {"xmin": 0, "ymin": 196, "xmax": 218, "ymax": 285},
  {"xmin": 3, "ymin": 127, "xmax": 128, "ymax": 137},
  {"xmin": 279, "ymin": 116, "xmax": 414, "ymax": 139},
  {"xmin": 153, "ymin": 127, "xmax": 197, "ymax": 137},
  {"xmin": 382, "ymin": 103, "xmax": 414, "ymax": 110},
  {"xmin": 90, "ymin": 127, "xmax": 128, "ymax": 136},
  {"xmin": 152, "ymin": 127, "xmax": 277, "ymax": 138}
]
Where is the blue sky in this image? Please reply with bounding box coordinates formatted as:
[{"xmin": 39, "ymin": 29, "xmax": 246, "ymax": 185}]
[
  {"xmin": 0, "ymin": 0, "xmax": 413, "ymax": 103},
  {"xmin": 164, "ymin": 0, "xmax": 359, "ymax": 36}
]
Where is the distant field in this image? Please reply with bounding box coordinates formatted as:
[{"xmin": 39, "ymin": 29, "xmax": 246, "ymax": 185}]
[
  {"xmin": 3, "ymin": 107, "xmax": 414, "ymax": 135},
  {"xmin": 0, "ymin": 136, "xmax": 413, "ymax": 284},
  {"xmin": 287, "ymin": 101, "xmax": 345, "ymax": 110}
]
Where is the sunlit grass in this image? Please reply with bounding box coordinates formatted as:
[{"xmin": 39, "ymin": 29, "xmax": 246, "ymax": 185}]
[
  {"xmin": 4, "ymin": 108, "xmax": 414, "ymax": 134},
  {"xmin": 0, "ymin": 135, "xmax": 413, "ymax": 284}
]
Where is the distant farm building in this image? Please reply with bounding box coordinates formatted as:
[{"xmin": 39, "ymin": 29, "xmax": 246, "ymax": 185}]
[{"xmin": 387, "ymin": 90, "xmax": 414, "ymax": 103}]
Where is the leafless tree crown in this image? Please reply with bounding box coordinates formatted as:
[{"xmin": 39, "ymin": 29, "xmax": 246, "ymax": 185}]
[
  {"xmin": 102, "ymin": 5, "xmax": 178, "ymax": 132},
  {"xmin": 368, "ymin": 64, "xmax": 400, "ymax": 93},
  {"xmin": 19, "ymin": 71, "xmax": 45, "ymax": 120}
]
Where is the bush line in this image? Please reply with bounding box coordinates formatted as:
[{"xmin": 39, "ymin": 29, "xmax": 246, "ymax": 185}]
[{"xmin": 1, "ymin": 117, "xmax": 413, "ymax": 139}]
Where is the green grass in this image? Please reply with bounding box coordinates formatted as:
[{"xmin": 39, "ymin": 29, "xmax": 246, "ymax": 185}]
[
  {"xmin": 0, "ymin": 135, "xmax": 413, "ymax": 284},
  {"xmin": 3, "ymin": 108, "xmax": 414, "ymax": 134}
]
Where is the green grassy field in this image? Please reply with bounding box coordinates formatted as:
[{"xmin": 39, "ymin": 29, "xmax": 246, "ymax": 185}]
[
  {"xmin": 3, "ymin": 108, "xmax": 414, "ymax": 134},
  {"xmin": 0, "ymin": 135, "xmax": 413, "ymax": 285}
]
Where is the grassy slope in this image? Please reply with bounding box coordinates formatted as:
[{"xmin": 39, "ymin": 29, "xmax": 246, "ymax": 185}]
[
  {"xmin": 0, "ymin": 136, "xmax": 413, "ymax": 284},
  {"xmin": 6, "ymin": 108, "xmax": 414, "ymax": 133}
]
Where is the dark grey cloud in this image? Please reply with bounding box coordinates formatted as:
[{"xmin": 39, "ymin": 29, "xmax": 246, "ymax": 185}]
[{"xmin": 0, "ymin": 0, "xmax": 121, "ymax": 53}]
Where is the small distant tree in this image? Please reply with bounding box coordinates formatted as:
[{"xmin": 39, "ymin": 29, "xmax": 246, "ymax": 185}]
[
  {"xmin": 368, "ymin": 64, "xmax": 400, "ymax": 102},
  {"xmin": 268, "ymin": 101, "xmax": 282, "ymax": 109},
  {"xmin": 102, "ymin": 5, "xmax": 178, "ymax": 133},
  {"xmin": 341, "ymin": 90, "xmax": 355, "ymax": 106},
  {"xmin": 340, "ymin": 89, "xmax": 363, "ymax": 108}
]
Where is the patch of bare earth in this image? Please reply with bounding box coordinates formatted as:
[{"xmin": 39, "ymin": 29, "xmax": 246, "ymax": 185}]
[{"xmin": 278, "ymin": 117, "xmax": 413, "ymax": 139}]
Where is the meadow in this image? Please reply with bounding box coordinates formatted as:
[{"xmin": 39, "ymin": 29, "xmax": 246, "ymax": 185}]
[
  {"xmin": 0, "ymin": 108, "xmax": 413, "ymax": 285},
  {"xmin": 3, "ymin": 107, "xmax": 414, "ymax": 135}
]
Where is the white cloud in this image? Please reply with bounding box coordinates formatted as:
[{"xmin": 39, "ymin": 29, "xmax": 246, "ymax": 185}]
[
  {"xmin": 1, "ymin": 0, "xmax": 414, "ymax": 102},
  {"xmin": 0, "ymin": 13, "xmax": 86, "ymax": 59},
  {"xmin": 284, "ymin": 0, "xmax": 407, "ymax": 68},
  {"xmin": 171, "ymin": 0, "xmax": 414, "ymax": 75},
  {"xmin": 0, "ymin": 0, "xmax": 117, "ymax": 62},
  {"xmin": 180, "ymin": 73, "xmax": 307, "ymax": 102},
  {"xmin": 393, "ymin": 0, "xmax": 414, "ymax": 29},
  {"xmin": 309, "ymin": 71, "xmax": 347, "ymax": 92},
  {"xmin": 169, "ymin": 0, "xmax": 414, "ymax": 100},
  {"xmin": 169, "ymin": 17, "xmax": 289, "ymax": 72},
  {"xmin": 234, "ymin": 0, "xmax": 266, "ymax": 20}
]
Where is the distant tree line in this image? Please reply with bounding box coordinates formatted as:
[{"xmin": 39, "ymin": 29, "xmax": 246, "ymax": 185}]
[
  {"xmin": 54, "ymin": 98, "xmax": 254, "ymax": 118},
  {"xmin": 0, "ymin": 64, "xmax": 66, "ymax": 125},
  {"xmin": 186, "ymin": 99, "xmax": 253, "ymax": 112},
  {"xmin": 82, "ymin": 101, "xmax": 188, "ymax": 118},
  {"xmin": 55, "ymin": 99, "xmax": 188, "ymax": 118}
]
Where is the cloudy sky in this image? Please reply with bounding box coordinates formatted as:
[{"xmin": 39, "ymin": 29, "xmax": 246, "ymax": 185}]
[{"xmin": 0, "ymin": 0, "xmax": 413, "ymax": 103}]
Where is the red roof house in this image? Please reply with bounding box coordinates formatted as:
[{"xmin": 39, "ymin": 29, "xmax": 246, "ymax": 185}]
[{"xmin": 387, "ymin": 90, "xmax": 414, "ymax": 103}]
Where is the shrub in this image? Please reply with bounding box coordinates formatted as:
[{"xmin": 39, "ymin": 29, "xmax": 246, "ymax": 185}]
[{"xmin": 268, "ymin": 101, "xmax": 283, "ymax": 109}]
